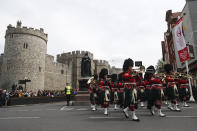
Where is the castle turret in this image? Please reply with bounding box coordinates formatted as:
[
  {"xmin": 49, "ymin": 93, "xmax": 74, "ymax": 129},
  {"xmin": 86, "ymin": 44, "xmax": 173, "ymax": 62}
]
[{"xmin": 0, "ymin": 21, "xmax": 48, "ymax": 92}]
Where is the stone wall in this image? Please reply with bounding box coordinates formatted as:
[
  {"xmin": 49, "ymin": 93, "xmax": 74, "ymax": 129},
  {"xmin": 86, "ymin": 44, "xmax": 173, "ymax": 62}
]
[
  {"xmin": 57, "ymin": 50, "xmax": 95, "ymax": 89},
  {"xmin": 94, "ymin": 60, "xmax": 110, "ymax": 75},
  {"xmin": 110, "ymin": 66, "xmax": 122, "ymax": 75},
  {"xmin": 44, "ymin": 54, "xmax": 72, "ymax": 91},
  {"xmin": 0, "ymin": 23, "xmax": 47, "ymax": 92},
  {"xmin": 0, "ymin": 54, "xmax": 4, "ymax": 81}
]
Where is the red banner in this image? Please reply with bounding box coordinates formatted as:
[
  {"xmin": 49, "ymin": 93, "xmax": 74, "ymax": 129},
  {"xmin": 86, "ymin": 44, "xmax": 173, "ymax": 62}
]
[{"xmin": 173, "ymin": 17, "xmax": 190, "ymax": 62}]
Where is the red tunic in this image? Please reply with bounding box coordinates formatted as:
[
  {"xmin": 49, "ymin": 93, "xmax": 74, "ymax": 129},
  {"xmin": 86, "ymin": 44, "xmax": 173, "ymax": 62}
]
[{"xmin": 122, "ymin": 71, "xmax": 137, "ymax": 89}]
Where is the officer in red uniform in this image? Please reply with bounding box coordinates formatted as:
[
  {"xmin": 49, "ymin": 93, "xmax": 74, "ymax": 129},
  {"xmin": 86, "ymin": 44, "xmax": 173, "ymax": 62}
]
[
  {"xmin": 145, "ymin": 66, "xmax": 165, "ymax": 117},
  {"xmin": 110, "ymin": 74, "xmax": 119, "ymax": 110},
  {"xmin": 177, "ymin": 75, "xmax": 190, "ymax": 107},
  {"xmin": 98, "ymin": 68, "xmax": 111, "ymax": 115},
  {"xmin": 122, "ymin": 58, "xmax": 140, "ymax": 121},
  {"xmin": 137, "ymin": 72, "xmax": 146, "ymax": 107},
  {"xmin": 88, "ymin": 74, "xmax": 98, "ymax": 111},
  {"xmin": 118, "ymin": 73, "xmax": 124, "ymax": 108},
  {"xmin": 164, "ymin": 64, "xmax": 181, "ymax": 111}
]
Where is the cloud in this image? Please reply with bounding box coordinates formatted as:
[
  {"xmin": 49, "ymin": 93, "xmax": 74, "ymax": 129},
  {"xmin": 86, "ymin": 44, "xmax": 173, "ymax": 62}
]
[{"xmin": 0, "ymin": 0, "xmax": 186, "ymax": 68}]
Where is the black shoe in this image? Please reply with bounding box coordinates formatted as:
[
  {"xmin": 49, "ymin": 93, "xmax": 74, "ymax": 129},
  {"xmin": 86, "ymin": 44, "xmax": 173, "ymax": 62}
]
[{"xmin": 132, "ymin": 118, "xmax": 140, "ymax": 122}]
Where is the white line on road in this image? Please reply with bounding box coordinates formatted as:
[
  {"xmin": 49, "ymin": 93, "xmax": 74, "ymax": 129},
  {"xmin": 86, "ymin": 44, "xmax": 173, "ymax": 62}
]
[
  {"xmin": 46, "ymin": 109, "xmax": 57, "ymax": 111},
  {"xmin": 166, "ymin": 116, "xmax": 197, "ymax": 118},
  {"xmin": 32, "ymin": 109, "xmax": 42, "ymax": 111},
  {"xmin": 0, "ymin": 117, "xmax": 40, "ymax": 120},
  {"xmin": 60, "ymin": 106, "xmax": 73, "ymax": 111},
  {"xmin": 76, "ymin": 108, "xmax": 89, "ymax": 111},
  {"xmin": 16, "ymin": 110, "xmax": 29, "ymax": 112},
  {"xmin": 14, "ymin": 105, "xmax": 25, "ymax": 107},
  {"xmin": 89, "ymin": 116, "xmax": 121, "ymax": 119}
]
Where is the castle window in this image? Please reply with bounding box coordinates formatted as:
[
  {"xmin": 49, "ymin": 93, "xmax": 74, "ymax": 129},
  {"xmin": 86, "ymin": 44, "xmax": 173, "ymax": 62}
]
[
  {"xmin": 61, "ymin": 70, "xmax": 64, "ymax": 74},
  {"xmin": 24, "ymin": 43, "xmax": 28, "ymax": 49},
  {"xmin": 6, "ymin": 65, "xmax": 11, "ymax": 71},
  {"xmin": 39, "ymin": 66, "xmax": 42, "ymax": 72},
  {"xmin": 10, "ymin": 34, "xmax": 14, "ymax": 38}
]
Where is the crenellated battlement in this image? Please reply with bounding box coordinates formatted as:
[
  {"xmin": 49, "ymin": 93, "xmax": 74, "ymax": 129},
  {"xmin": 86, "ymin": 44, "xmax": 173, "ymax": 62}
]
[
  {"xmin": 5, "ymin": 22, "xmax": 48, "ymax": 42},
  {"xmin": 46, "ymin": 54, "xmax": 69, "ymax": 69},
  {"xmin": 57, "ymin": 50, "xmax": 94, "ymax": 60},
  {"xmin": 94, "ymin": 59, "xmax": 109, "ymax": 65}
]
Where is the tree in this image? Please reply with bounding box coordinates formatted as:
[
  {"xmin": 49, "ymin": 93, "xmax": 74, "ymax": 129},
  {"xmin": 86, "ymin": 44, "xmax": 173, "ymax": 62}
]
[{"xmin": 155, "ymin": 59, "xmax": 164, "ymax": 73}]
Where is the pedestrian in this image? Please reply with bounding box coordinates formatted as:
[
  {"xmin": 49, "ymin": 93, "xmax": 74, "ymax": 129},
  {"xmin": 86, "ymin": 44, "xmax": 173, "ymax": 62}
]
[{"xmin": 65, "ymin": 83, "xmax": 72, "ymax": 106}]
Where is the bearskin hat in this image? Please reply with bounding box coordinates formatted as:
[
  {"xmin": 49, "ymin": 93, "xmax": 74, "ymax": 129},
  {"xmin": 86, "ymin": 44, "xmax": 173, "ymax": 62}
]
[
  {"xmin": 164, "ymin": 64, "xmax": 173, "ymax": 74},
  {"xmin": 118, "ymin": 73, "xmax": 123, "ymax": 82},
  {"xmin": 123, "ymin": 58, "xmax": 134, "ymax": 72},
  {"xmin": 111, "ymin": 74, "xmax": 118, "ymax": 82},
  {"xmin": 93, "ymin": 74, "xmax": 98, "ymax": 80},
  {"xmin": 99, "ymin": 68, "xmax": 108, "ymax": 79},
  {"xmin": 144, "ymin": 72, "xmax": 152, "ymax": 81},
  {"xmin": 146, "ymin": 65, "xmax": 155, "ymax": 73}
]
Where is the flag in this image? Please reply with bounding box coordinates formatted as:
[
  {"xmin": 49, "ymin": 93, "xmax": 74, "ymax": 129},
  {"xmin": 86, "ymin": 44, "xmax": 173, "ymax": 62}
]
[{"xmin": 173, "ymin": 17, "xmax": 190, "ymax": 63}]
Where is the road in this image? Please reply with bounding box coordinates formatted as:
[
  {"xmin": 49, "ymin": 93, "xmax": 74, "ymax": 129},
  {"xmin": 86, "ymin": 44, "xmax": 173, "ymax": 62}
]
[{"xmin": 0, "ymin": 102, "xmax": 197, "ymax": 131}]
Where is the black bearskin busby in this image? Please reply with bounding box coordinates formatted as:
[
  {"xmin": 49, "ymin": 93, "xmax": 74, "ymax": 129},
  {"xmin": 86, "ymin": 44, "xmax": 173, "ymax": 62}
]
[
  {"xmin": 99, "ymin": 68, "xmax": 108, "ymax": 79},
  {"xmin": 93, "ymin": 74, "xmax": 98, "ymax": 80},
  {"xmin": 118, "ymin": 73, "xmax": 123, "ymax": 82},
  {"xmin": 111, "ymin": 74, "xmax": 118, "ymax": 82},
  {"xmin": 123, "ymin": 58, "xmax": 134, "ymax": 72},
  {"xmin": 144, "ymin": 65, "xmax": 155, "ymax": 81},
  {"xmin": 164, "ymin": 64, "xmax": 173, "ymax": 74}
]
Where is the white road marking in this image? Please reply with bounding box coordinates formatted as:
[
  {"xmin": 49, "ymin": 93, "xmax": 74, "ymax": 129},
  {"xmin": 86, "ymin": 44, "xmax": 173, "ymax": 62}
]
[
  {"xmin": 60, "ymin": 106, "xmax": 73, "ymax": 111},
  {"xmin": 15, "ymin": 105, "xmax": 25, "ymax": 107},
  {"xmin": 16, "ymin": 110, "xmax": 28, "ymax": 112},
  {"xmin": 166, "ymin": 116, "xmax": 197, "ymax": 118},
  {"xmin": 46, "ymin": 109, "xmax": 57, "ymax": 111},
  {"xmin": 32, "ymin": 109, "xmax": 42, "ymax": 111},
  {"xmin": 181, "ymin": 107, "xmax": 195, "ymax": 109},
  {"xmin": 89, "ymin": 116, "xmax": 121, "ymax": 119},
  {"xmin": 0, "ymin": 117, "xmax": 40, "ymax": 120},
  {"xmin": 76, "ymin": 108, "xmax": 88, "ymax": 111}
]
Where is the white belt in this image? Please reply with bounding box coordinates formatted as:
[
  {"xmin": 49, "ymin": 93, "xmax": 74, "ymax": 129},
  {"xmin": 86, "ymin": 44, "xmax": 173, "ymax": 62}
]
[
  {"xmin": 102, "ymin": 86, "xmax": 109, "ymax": 88},
  {"xmin": 152, "ymin": 84, "xmax": 162, "ymax": 86},
  {"xmin": 124, "ymin": 82, "xmax": 136, "ymax": 85},
  {"xmin": 180, "ymin": 84, "xmax": 188, "ymax": 86},
  {"xmin": 168, "ymin": 82, "xmax": 175, "ymax": 84}
]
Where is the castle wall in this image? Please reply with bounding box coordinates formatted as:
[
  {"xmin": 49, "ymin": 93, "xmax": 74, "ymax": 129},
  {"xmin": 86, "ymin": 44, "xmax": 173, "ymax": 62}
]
[
  {"xmin": 110, "ymin": 66, "xmax": 122, "ymax": 75},
  {"xmin": 57, "ymin": 50, "xmax": 95, "ymax": 89},
  {"xmin": 0, "ymin": 54, "xmax": 4, "ymax": 81},
  {"xmin": 0, "ymin": 24, "xmax": 47, "ymax": 92},
  {"xmin": 44, "ymin": 54, "xmax": 72, "ymax": 91},
  {"xmin": 94, "ymin": 60, "xmax": 110, "ymax": 75}
]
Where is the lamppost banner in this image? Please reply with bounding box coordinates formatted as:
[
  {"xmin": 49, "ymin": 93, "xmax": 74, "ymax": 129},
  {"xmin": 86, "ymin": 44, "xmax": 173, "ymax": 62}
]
[{"xmin": 173, "ymin": 17, "xmax": 190, "ymax": 62}]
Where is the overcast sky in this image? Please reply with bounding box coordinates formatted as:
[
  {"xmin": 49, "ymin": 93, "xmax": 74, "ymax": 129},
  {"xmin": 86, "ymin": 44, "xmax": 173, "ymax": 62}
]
[{"xmin": 0, "ymin": 0, "xmax": 186, "ymax": 68}]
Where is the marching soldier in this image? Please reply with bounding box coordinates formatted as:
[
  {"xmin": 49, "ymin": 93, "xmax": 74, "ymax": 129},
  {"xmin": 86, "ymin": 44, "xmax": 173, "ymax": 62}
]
[
  {"xmin": 110, "ymin": 74, "xmax": 119, "ymax": 110},
  {"xmin": 146, "ymin": 66, "xmax": 165, "ymax": 117},
  {"xmin": 164, "ymin": 64, "xmax": 181, "ymax": 111},
  {"xmin": 88, "ymin": 75, "xmax": 98, "ymax": 111},
  {"xmin": 118, "ymin": 73, "xmax": 124, "ymax": 108},
  {"xmin": 98, "ymin": 68, "xmax": 111, "ymax": 115},
  {"xmin": 122, "ymin": 58, "xmax": 140, "ymax": 121},
  {"xmin": 176, "ymin": 74, "xmax": 190, "ymax": 107}
]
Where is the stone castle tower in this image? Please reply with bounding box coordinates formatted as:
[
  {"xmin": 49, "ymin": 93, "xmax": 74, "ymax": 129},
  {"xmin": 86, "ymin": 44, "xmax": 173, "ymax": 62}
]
[{"xmin": 0, "ymin": 21, "xmax": 48, "ymax": 91}]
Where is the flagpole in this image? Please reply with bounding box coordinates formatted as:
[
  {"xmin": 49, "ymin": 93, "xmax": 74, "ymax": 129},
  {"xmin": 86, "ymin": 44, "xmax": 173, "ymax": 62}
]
[{"xmin": 185, "ymin": 60, "xmax": 195, "ymax": 101}]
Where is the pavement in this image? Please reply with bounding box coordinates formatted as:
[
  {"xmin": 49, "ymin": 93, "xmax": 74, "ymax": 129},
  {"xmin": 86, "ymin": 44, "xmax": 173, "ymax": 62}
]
[{"xmin": 0, "ymin": 101, "xmax": 197, "ymax": 131}]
